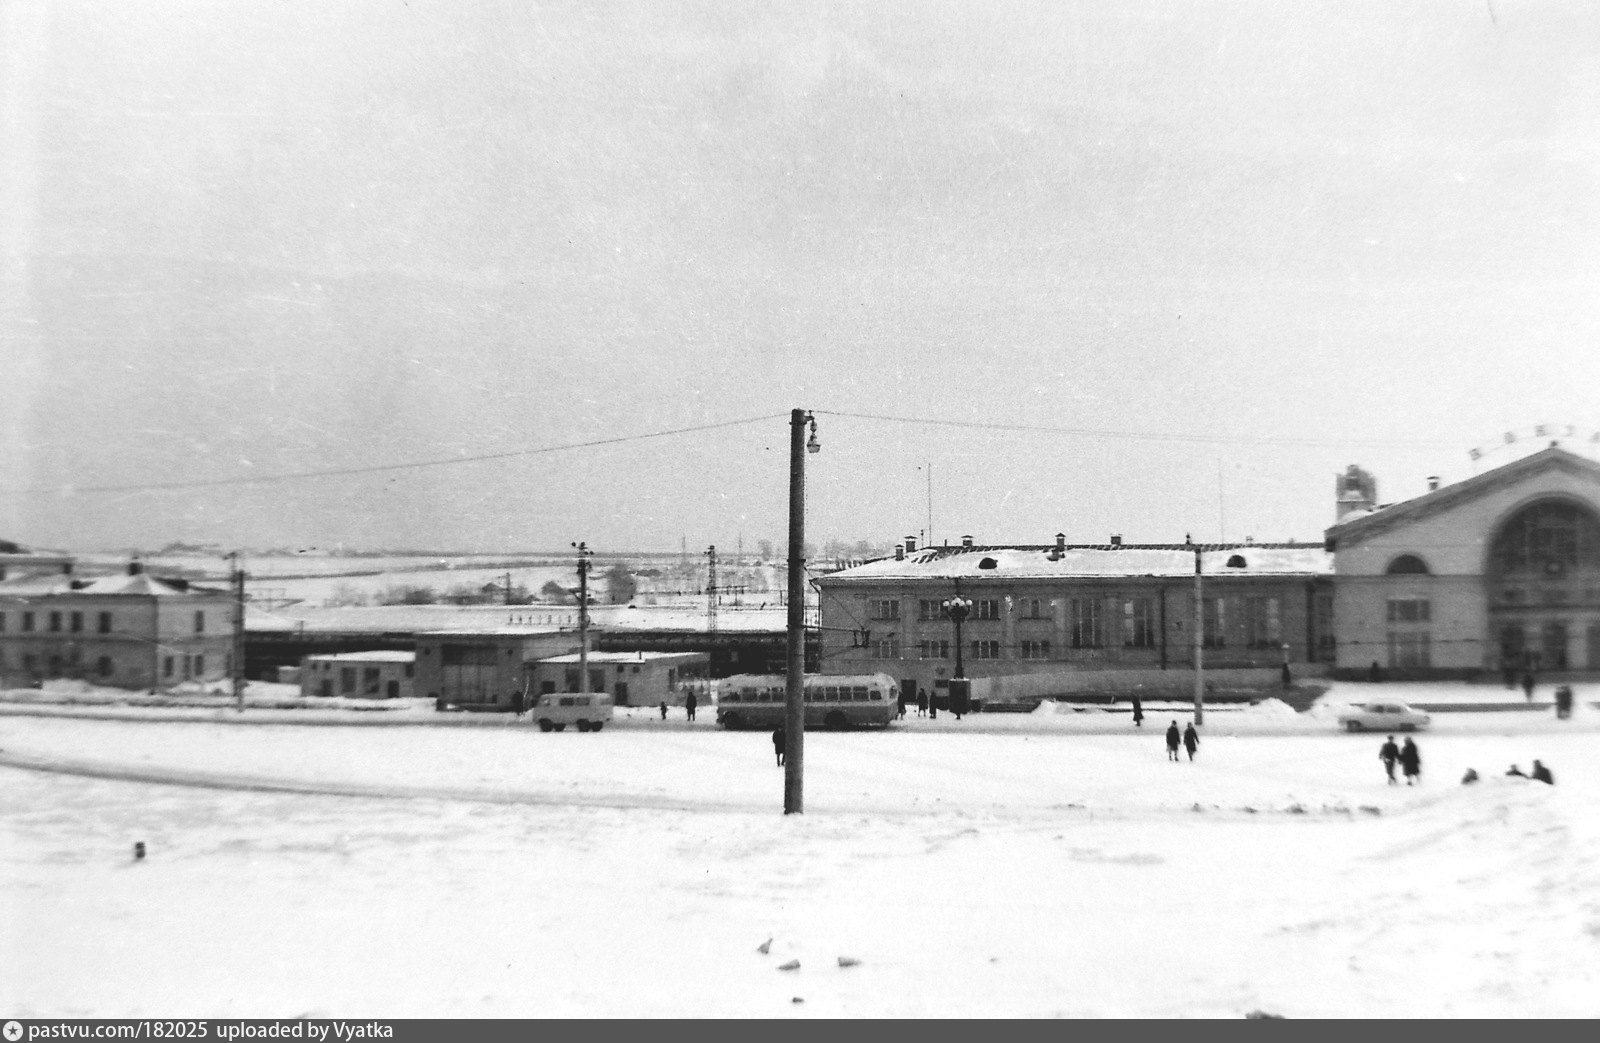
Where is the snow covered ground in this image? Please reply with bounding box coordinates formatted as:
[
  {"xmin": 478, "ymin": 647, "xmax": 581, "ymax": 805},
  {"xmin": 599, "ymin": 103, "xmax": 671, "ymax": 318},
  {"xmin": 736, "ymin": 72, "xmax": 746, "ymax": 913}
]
[{"xmin": 2, "ymin": 682, "xmax": 1597, "ymax": 1017}]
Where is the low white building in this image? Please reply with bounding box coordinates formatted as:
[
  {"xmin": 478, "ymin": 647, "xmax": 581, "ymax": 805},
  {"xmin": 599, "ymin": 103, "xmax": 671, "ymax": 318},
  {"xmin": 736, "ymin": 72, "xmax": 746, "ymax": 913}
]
[{"xmin": 300, "ymin": 650, "xmax": 416, "ymax": 699}]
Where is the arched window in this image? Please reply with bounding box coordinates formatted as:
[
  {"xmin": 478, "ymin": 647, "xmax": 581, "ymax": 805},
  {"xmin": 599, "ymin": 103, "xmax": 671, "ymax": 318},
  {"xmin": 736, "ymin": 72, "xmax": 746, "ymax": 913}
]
[
  {"xmin": 1225, "ymin": 555, "xmax": 1247, "ymax": 569},
  {"xmin": 1490, "ymin": 500, "xmax": 1600, "ymax": 577},
  {"xmin": 1385, "ymin": 554, "xmax": 1430, "ymax": 575}
]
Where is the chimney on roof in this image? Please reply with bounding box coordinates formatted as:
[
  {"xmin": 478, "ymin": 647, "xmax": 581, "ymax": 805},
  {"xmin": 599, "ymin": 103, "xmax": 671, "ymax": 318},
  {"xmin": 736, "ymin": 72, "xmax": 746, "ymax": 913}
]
[
  {"xmin": 127, "ymin": 557, "xmax": 143, "ymax": 576},
  {"xmin": 1052, "ymin": 533, "xmax": 1065, "ymax": 560},
  {"xmin": 1426, "ymin": 475, "xmax": 1440, "ymax": 492},
  {"xmin": 894, "ymin": 543, "xmax": 905, "ymax": 561},
  {"xmin": 904, "ymin": 535, "xmax": 916, "ymax": 553},
  {"xmin": 1110, "ymin": 534, "xmax": 1122, "ymax": 547},
  {"xmin": 962, "ymin": 534, "xmax": 974, "ymax": 548}
]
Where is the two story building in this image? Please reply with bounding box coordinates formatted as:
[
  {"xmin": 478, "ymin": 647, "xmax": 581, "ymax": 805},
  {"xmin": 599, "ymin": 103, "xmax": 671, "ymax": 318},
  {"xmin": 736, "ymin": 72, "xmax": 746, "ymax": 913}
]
[{"xmin": 0, "ymin": 561, "xmax": 236, "ymax": 690}]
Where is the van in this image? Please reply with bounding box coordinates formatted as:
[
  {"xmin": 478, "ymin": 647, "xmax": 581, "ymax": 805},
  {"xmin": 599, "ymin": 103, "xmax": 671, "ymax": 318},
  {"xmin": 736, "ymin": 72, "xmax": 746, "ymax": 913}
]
[{"xmin": 532, "ymin": 692, "xmax": 614, "ymax": 733}]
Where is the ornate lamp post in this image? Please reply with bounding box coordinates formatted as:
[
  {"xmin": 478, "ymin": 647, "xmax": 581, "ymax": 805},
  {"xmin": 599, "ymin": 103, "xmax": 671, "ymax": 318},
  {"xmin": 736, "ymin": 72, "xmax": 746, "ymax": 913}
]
[{"xmin": 941, "ymin": 591, "xmax": 972, "ymax": 719}]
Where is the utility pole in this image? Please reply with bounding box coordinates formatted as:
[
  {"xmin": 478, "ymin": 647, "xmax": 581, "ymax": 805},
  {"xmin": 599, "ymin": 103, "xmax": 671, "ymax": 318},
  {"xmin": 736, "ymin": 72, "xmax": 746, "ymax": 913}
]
[
  {"xmin": 1193, "ymin": 543, "xmax": 1205, "ymax": 727},
  {"xmin": 705, "ymin": 544, "xmax": 718, "ymax": 633},
  {"xmin": 504, "ymin": 570, "xmax": 512, "ymax": 607},
  {"xmin": 574, "ymin": 542, "xmax": 593, "ymax": 696},
  {"xmin": 229, "ymin": 552, "xmax": 246, "ymax": 713},
  {"xmin": 784, "ymin": 409, "xmax": 817, "ymax": 815}
]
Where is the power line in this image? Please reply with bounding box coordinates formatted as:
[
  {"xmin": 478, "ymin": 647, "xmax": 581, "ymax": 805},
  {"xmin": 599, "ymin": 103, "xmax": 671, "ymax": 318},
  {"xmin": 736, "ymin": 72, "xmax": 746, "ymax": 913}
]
[
  {"xmin": 811, "ymin": 410, "xmax": 1469, "ymax": 450},
  {"xmin": 0, "ymin": 414, "xmax": 786, "ymax": 496}
]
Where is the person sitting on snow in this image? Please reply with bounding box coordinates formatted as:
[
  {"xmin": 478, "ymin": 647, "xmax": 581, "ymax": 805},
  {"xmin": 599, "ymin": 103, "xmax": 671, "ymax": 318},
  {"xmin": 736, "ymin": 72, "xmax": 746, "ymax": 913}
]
[{"xmin": 1530, "ymin": 760, "xmax": 1554, "ymax": 785}]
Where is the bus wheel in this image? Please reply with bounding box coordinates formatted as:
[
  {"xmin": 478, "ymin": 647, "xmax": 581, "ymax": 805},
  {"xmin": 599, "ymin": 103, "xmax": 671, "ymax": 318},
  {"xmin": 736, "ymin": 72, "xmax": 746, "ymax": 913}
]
[
  {"xmin": 553, "ymin": 723, "xmax": 566, "ymax": 732},
  {"xmin": 576, "ymin": 719, "xmax": 591, "ymax": 732},
  {"xmin": 825, "ymin": 711, "xmax": 847, "ymax": 731},
  {"xmin": 589, "ymin": 722, "xmax": 603, "ymax": 732},
  {"xmin": 538, "ymin": 719, "xmax": 554, "ymax": 733}
]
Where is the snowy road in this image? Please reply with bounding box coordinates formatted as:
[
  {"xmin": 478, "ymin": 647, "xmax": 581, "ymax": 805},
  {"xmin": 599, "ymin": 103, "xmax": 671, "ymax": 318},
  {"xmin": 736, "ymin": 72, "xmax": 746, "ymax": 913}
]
[{"xmin": 3, "ymin": 707, "xmax": 1598, "ymax": 1018}]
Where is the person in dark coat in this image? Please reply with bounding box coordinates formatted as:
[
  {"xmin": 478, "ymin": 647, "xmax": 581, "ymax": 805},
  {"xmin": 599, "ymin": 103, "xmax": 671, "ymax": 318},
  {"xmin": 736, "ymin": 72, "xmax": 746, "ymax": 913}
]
[
  {"xmin": 1131, "ymin": 693, "xmax": 1144, "ymax": 727},
  {"xmin": 1399, "ymin": 737, "xmax": 1421, "ymax": 785},
  {"xmin": 897, "ymin": 691, "xmax": 907, "ymax": 719},
  {"xmin": 1521, "ymin": 670, "xmax": 1536, "ymax": 702},
  {"xmin": 1502, "ymin": 663, "xmax": 1518, "ymax": 690},
  {"xmin": 1368, "ymin": 661, "xmax": 1383, "ymax": 683},
  {"xmin": 685, "ymin": 690, "xmax": 697, "ymax": 722},
  {"xmin": 1182, "ymin": 722, "xmax": 1200, "ymax": 761},
  {"xmin": 1530, "ymin": 760, "xmax": 1554, "ymax": 785},
  {"xmin": 1165, "ymin": 721, "xmax": 1181, "ymax": 762},
  {"xmin": 1280, "ymin": 662, "xmax": 1292, "ymax": 689},
  {"xmin": 659, "ymin": 700, "xmax": 668, "ymax": 720},
  {"xmin": 916, "ymin": 689, "xmax": 928, "ymax": 718},
  {"xmin": 1379, "ymin": 736, "xmax": 1400, "ymax": 784},
  {"xmin": 1506, "ymin": 764, "xmax": 1527, "ymax": 778},
  {"xmin": 1460, "ymin": 768, "xmax": 1480, "ymax": 785},
  {"xmin": 772, "ymin": 725, "xmax": 786, "ymax": 767}
]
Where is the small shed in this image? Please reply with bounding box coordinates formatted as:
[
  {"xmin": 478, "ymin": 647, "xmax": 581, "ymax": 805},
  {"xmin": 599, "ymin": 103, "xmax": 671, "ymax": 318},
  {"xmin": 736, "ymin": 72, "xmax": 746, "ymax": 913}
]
[
  {"xmin": 300, "ymin": 650, "xmax": 416, "ymax": 699},
  {"xmin": 526, "ymin": 650, "xmax": 709, "ymax": 707}
]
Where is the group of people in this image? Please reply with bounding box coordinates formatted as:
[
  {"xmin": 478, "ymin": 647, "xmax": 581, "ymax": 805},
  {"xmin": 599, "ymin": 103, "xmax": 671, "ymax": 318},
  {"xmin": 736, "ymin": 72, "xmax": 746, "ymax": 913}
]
[
  {"xmin": 1377, "ymin": 735, "xmax": 1423, "ymax": 785},
  {"xmin": 895, "ymin": 688, "xmax": 941, "ymax": 719},
  {"xmin": 1164, "ymin": 720, "xmax": 1200, "ymax": 761}
]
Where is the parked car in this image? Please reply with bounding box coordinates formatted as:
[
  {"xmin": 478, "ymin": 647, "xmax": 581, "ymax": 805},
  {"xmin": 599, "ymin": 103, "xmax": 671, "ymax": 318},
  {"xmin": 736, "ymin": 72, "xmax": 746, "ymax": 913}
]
[
  {"xmin": 1336, "ymin": 700, "xmax": 1431, "ymax": 733},
  {"xmin": 532, "ymin": 692, "xmax": 613, "ymax": 733}
]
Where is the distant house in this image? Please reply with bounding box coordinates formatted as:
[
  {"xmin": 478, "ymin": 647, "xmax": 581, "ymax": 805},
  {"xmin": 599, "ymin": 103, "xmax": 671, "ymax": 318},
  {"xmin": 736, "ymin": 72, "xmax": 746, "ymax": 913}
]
[
  {"xmin": 300, "ymin": 650, "xmax": 416, "ymax": 699},
  {"xmin": 0, "ymin": 560, "xmax": 235, "ymax": 690}
]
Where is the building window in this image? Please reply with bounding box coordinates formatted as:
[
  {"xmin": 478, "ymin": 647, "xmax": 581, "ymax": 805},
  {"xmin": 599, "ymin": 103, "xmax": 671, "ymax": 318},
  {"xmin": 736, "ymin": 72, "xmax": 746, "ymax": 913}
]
[
  {"xmin": 918, "ymin": 599, "xmax": 947, "ymax": 621},
  {"xmin": 1385, "ymin": 599, "xmax": 1431, "ymax": 623},
  {"xmin": 341, "ymin": 667, "xmax": 356, "ymax": 694},
  {"xmin": 1122, "ymin": 598, "xmax": 1155, "ymax": 648},
  {"xmin": 97, "ymin": 656, "xmax": 114, "ymax": 677},
  {"xmin": 1386, "ymin": 554, "xmax": 1430, "ymax": 575},
  {"xmin": 1019, "ymin": 598, "xmax": 1047, "ymax": 620},
  {"xmin": 364, "ymin": 667, "xmax": 380, "ymax": 695},
  {"xmin": 918, "ymin": 640, "xmax": 950, "ymax": 660},
  {"xmin": 22, "ymin": 611, "xmax": 34, "ymax": 632},
  {"xmin": 874, "ymin": 635, "xmax": 901, "ymax": 659},
  {"xmin": 975, "ymin": 599, "xmax": 1001, "ymax": 620},
  {"xmin": 871, "ymin": 599, "xmax": 900, "ymax": 620},
  {"xmin": 1203, "ymin": 597, "xmax": 1227, "ymax": 648},
  {"xmin": 69, "ymin": 611, "xmax": 82, "ymax": 632},
  {"xmin": 98, "ymin": 611, "xmax": 112, "ymax": 634},
  {"xmin": 194, "ymin": 654, "xmax": 205, "ymax": 676},
  {"xmin": 1020, "ymin": 639, "xmax": 1051, "ymax": 660},
  {"xmin": 195, "ymin": 611, "xmax": 206, "ymax": 634},
  {"xmin": 163, "ymin": 656, "xmax": 175, "ymax": 678},
  {"xmin": 23, "ymin": 653, "xmax": 37, "ymax": 675},
  {"xmin": 1387, "ymin": 632, "xmax": 1432, "ymax": 669},
  {"xmin": 1244, "ymin": 596, "xmax": 1282, "ymax": 649},
  {"xmin": 971, "ymin": 640, "xmax": 1002, "ymax": 659},
  {"xmin": 49, "ymin": 611, "xmax": 62, "ymax": 632},
  {"xmin": 1070, "ymin": 598, "xmax": 1103, "ymax": 648}
]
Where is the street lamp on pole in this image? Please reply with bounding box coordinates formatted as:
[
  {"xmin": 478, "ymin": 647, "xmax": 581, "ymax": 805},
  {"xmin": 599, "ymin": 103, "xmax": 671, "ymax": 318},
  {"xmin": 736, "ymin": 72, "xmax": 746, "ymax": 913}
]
[{"xmin": 941, "ymin": 591, "xmax": 972, "ymax": 720}]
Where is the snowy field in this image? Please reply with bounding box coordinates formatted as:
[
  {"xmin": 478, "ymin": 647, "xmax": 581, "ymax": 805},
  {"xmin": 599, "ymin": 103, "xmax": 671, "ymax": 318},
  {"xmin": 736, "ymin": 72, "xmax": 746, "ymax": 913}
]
[{"xmin": 2, "ymin": 686, "xmax": 1598, "ymax": 1018}]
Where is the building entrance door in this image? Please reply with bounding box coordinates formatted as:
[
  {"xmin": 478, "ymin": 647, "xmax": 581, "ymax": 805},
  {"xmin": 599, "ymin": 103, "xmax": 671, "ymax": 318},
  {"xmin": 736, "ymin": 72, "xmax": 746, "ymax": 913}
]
[
  {"xmin": 1588, "ymin": 623, "xmax": 1600, "ymax": 670},
  {"xmin": 1541, "ymin": 621, "xmax": 1569, "ymax": 671}
]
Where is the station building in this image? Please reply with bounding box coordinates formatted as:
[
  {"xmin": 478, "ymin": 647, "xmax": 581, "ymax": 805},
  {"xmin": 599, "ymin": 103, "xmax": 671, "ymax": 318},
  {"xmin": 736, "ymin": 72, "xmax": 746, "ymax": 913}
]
[{"xmin": 1324, "ymin": 444, "xmax": 1600, "ymax": 678}]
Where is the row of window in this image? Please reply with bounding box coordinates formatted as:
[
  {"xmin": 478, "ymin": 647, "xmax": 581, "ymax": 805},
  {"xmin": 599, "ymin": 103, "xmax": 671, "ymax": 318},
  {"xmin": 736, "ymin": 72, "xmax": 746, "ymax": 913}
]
[
  {"xmin": 3, "ymin": 651, "xmax": 228, "ymax": 680},
  {"xmin": 865, "ymin": 596, "xmax": 1284, "ymax": 651},
  {"xmin": 0, "ymin": 609, "xmax": 215, "ymax": 634}
]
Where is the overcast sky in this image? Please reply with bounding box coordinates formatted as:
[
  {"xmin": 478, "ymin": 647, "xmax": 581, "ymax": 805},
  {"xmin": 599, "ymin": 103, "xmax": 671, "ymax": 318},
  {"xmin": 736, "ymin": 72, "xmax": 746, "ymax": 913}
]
[{"xmin": 4, "ymin": 0, "xmax": 1599, "ymax": 555}]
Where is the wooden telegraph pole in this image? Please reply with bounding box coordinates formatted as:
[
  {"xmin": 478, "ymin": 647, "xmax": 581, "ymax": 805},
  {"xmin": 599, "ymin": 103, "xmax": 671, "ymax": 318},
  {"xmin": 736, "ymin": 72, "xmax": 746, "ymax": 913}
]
[
  {"xmin": 784, "ymin": 410, "xmax": 815, "ymax": 814},
  {"xmin": 229, "ymin": 552, "xmax": 246, "ymax": 713},
  {"xmin": 1193, "ymin": 543, "xmax": 1205, "ymax": 727},
  {"xmin": 574, "ymin": 542, "xmax": 592, "ymax": 696}
]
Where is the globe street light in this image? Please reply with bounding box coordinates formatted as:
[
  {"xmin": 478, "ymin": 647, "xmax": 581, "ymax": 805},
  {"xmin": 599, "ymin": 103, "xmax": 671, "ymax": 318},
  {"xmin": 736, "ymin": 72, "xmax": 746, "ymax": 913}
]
[{"xmin": 941, "ymin": 592, "xmax": 972, "ymax": 719}]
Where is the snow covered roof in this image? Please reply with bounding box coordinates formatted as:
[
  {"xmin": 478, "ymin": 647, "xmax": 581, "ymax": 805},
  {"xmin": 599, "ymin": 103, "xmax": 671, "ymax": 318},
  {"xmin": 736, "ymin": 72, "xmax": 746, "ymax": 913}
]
[
  {"xmin": 533, "ymin": 650, "xmax": 707, "ymax": 665},
  {"xmin": 0, "ymin": 573, "xmax": 226, "ymax": 598},
  {"xmin": 822, "ymin": 543, "xmax": 1333, "ymax": 582},
  {"xmin": 302, "ymin": 650, "xmax": 417, "ymax": 664},
  {"xmin": 599, "ymin": 604, "xmax": 789, "ymax": 633},
  {"xmin": 246, "ymin": 604, "xmax": 572, "ymax": 634}
]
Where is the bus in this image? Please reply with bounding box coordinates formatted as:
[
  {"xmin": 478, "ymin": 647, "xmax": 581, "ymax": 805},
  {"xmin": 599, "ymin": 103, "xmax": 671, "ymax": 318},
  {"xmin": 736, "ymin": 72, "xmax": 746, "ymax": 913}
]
[
  {"xmin": 714, "ymin": 673, "xmax": 898, "ymax": 731},
  {"xmin": 531, "ymin": 692, "xmax": 614, "ymax": 732}
]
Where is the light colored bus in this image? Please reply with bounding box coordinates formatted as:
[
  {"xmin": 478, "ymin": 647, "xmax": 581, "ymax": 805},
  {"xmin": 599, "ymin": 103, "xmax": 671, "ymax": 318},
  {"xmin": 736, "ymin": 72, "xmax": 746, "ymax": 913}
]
[
  {"xmin": 531, "ymin": 692, "xmax": 614, "ymax": 732},
  {"xmin": 714, "ymin": 673, "xmax": 898, "ymax": 731}
]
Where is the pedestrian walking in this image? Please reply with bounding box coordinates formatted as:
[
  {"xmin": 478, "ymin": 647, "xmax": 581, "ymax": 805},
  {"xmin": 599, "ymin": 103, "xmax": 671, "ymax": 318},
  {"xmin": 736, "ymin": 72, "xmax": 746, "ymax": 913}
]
[
  {"xmin": 659, "ymin": 700, "xmax": 668, "ymax": 721},
  {"xmin": 1521, "ymin": 670, "xmax": 1536, "ymax": 703},
  {"xmin": 1182, "ymin": 722, "xmax": 1200, "ymax": 762},
  {"xmin": 772, "ymin": 725, "xmax": 786, "ymax": 767},
  {"xmin": 1399, "ymin": 737, "xmax": 1421, "ymax": 786},
  {"xmin": 685, "ymin": 690, "xmax": 697, "ymax": 722},
  {"xmin": 1165, "ymin": 721, "xmax": 1181, "ymax": 762},
  {"xmin": 1379, "ymin": 735, "xmax": 1400, "ymax": 785},
  {"xmin": 917, "ymin": 689, "xmax": 928, "ymax": 718},
  {"xmin": 1368, "ymin": 660, "xmax": 1383, "ymax": 683},
  {"xmin": 1131, "ymin": 693, "xmax": 1144, "ymax": 728},
  {"xmin": 897, "ymin": 690, "xmax": 907, "ymax": 719},
  {"xmin": 1502, "ymin": 663, "xmax": 1518, "ymax": 690},
  {"xmin": 1530, "ymin": 759, "xmax": 1554, "ymax": 785}
]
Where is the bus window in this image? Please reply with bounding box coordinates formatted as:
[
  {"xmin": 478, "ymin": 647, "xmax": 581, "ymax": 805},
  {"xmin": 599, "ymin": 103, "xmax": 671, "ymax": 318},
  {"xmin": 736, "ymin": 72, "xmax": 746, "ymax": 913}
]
[
  {"xmin": 823, "ymin": 687, "xmax": 838, "ymax": 701},
  {"xmin": 869, "ymin": 690, "xmax": 883, "ymax": 700},
  {"xmin": 852, "ymin": 687, "xmax": 867, "ymax": 701},
  {"xmin": 804, "ymin": 690, "xmax": 817, "ymax": 703}
]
